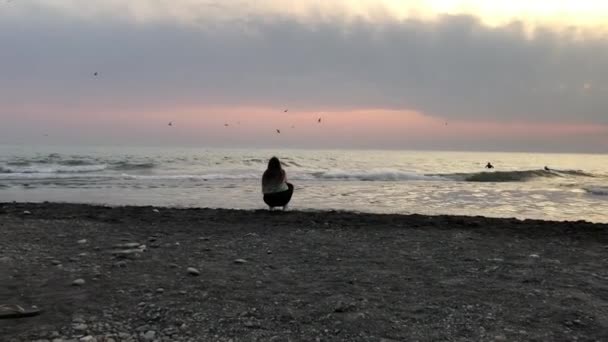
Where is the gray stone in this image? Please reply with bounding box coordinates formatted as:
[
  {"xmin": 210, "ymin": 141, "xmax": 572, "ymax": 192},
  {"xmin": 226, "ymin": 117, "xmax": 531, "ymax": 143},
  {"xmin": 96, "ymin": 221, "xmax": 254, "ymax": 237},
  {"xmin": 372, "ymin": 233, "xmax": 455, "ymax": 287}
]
[
  {"xmin": 79, "ymin": 336, "xmax": 95, "ymax": 342},
  {"xmin": 77, "ymin": 239, "xmax": 87, "ymax": 244},
  {"xmin": 187, "ymin": 267, "xmax": 200, "ymax": 276},
  {"xmin": 73, "ymin": 323, "xmax": 88, "ymax": 331},
  {"xmin": 72, "ymin": 279, "xmax": 86, "ymax": 286},
  {"xmin": 234, "ymin": 259, "xmax": 248, "ymax": 264},
  {"xmin": 23, "ymin": 210, "xmax": 32, "ymax": 215},
  {"xmin": 51, "ymin": 260, "xmax": 62, "ymax": 265},
  {"xmin": 142, "ymin": 331, "xmax": 156, "ymax": 341},
  {"xmin": 156, "ymin": 288, "xmax": 164, "ymax": 293}
]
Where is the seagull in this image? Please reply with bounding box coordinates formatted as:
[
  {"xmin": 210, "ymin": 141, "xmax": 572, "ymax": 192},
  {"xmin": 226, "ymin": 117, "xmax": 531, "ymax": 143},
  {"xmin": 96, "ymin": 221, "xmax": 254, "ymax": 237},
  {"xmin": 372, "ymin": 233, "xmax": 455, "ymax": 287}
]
[
  {"xmin": 318, "ymin": 117, "xmax": 322, "ymax": 123},
  {"xmin": 291, "ymin": 125, "xmax": 295, "ymax": 129},
  {"xmin": 284, "ymin": 109, "xmax": 288, "ymax": 113},
  {"xmin": 168, "ymin": 122, "xmax": 173, "ymax": 126},
  {"xmin": 276, "ymin": 129, "xmax": 281, "ymax": 134},
  {"xmin": 224, "ymin": 123, "xmax": 229, "ymax": 127},
  {"xmin": 93, "ymin": 72, "xmax": 98, "ymax": 76}
]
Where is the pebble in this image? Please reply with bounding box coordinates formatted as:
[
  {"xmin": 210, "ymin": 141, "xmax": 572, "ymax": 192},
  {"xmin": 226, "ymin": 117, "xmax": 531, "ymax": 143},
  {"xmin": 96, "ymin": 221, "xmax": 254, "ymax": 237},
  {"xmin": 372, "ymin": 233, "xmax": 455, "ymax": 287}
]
[
  {"xmin": 142, "ymin": 331, "xmax": 156, "ymax": 341},
  {"xmin": 152, "ymin": 209, "xmax": 160, "ymax": 213},
  {"xmin": 77, "ymin": 239, "xmax": 87, "ymax": 244},
  {"xmin": 23, "ymin": 210, "xmax": 32, "ymax": 215},
  {"xmin": 179, "ymin": 290, "xmax": 187, "ymax": 295},
  {"xmin": 79, "ymin": 336, "xmax": 95, "ymax": 342},
  {"xmin": 494, "ymin": 335, "xmax": 507, "ymax": 341},
  {"xmin": 156, "ymin": 288, "xmax": 165, "ymax": 293},
  {"xmin": 234, "ymin": 259, "xmax": 248, "ymax": 264},
  {"xmin": 115, "ymin": 261, "xmax": 127, "ymax": 268},
  {"xmin": 51, "ymin": 260, "xmax": 62, "ymax": 265},
  {"xmin": 529, "ymin": 254, "xmax": 540, "ymax": 258},
  {"xmin": 169, "ymin": 263, "xmax": 179, "ymax": 268},
  {"xmin": 73, "ymin": 323, "xmax": 88, "ymax": 331},
  {"xmin": 72, "ymin": 279, "xmax": 86, "ymax": 286},
  {"xmin": 187, "ymin": 267, "xmax": 200, "ymax": 276}
]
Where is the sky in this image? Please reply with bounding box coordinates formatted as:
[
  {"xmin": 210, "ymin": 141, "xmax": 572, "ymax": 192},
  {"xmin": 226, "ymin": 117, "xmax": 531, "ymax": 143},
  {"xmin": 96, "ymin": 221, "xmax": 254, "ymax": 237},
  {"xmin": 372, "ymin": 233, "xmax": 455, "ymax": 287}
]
[{"xmin": 1, "ymin": 0, "xmax": 607, "ymax": 152}]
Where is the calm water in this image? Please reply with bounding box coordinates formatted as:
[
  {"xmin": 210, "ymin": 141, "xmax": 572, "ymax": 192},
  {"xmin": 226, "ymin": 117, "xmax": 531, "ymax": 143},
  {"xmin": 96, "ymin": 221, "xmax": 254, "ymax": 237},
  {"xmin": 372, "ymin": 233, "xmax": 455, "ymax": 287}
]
[{"xmin": 1, "ymin": 145, "xmax": 607, "ymax": 222}]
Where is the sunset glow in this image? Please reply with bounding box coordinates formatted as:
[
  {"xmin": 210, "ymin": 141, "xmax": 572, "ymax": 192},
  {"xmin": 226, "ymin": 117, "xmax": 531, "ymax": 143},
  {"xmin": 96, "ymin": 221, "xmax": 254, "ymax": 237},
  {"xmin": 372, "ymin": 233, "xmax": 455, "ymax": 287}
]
[{"xmin": 1, "ymin": 0, "xmax": 607, "ymax": 152}]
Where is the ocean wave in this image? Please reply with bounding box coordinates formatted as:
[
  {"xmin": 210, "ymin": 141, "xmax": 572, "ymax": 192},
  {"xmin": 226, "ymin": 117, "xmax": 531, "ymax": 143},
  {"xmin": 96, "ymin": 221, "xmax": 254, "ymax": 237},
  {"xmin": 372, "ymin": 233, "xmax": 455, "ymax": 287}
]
[
  {"xmin": 110, "ymin": 161, "xmax": 156, "ymax": 171},
  {"xmin": 439, "ymin": 169, "xmax": 596, "ymax": 183},
  {"xmin": 313, "ymin": 169, "xmax": 440, "ymax": 181},
  {"xmin": 58, "ymin": 159, "xmax": 98, "ymax": 166},
  {"xmin": 0, "ymin": 164, "xmax": 108, "ymax": 174},
  {"xmin": 584, "ymin": 186, "xmax": 608, "ymax": 196}
]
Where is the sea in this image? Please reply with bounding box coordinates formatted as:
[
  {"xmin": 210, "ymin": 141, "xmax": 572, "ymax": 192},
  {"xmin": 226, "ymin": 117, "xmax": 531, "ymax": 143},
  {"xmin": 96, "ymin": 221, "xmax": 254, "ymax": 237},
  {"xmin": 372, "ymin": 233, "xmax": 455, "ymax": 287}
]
[{"xmin": 0, "ymin": 145, "xmax": 607, "ymax": 223}]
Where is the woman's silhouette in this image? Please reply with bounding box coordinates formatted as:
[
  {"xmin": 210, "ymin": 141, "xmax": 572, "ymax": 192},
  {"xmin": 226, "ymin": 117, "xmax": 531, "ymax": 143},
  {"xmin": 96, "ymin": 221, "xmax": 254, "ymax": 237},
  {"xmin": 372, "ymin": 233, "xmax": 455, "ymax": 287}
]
[{"xmin": 262, "ymin": 157, "xmax": 294, "ymax": 210}]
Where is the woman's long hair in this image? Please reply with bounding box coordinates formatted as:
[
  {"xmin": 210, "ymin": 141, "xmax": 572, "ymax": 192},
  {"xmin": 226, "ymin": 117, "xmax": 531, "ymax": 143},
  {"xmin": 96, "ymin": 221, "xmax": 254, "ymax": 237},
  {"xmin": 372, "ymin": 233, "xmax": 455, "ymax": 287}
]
[{"xmin": 263, "ymin": 157, "xmax": 284, "ymax": 184}]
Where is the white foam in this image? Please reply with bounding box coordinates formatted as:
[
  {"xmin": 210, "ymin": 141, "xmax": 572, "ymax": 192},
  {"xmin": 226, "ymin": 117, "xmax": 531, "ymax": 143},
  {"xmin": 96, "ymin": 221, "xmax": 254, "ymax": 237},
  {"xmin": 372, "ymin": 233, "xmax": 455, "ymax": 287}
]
[
  {"xmin": 315, "ymin": 169, "xmax": 442, "ymax": 181},
  {"xmin": 0, "ymin": 164, "xmax": 108, "ymax": 174}
]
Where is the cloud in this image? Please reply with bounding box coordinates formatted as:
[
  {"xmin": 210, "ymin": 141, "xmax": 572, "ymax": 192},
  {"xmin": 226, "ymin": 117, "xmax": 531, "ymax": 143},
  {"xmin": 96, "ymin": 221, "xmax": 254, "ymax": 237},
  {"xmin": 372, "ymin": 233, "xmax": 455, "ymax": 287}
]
[{"xmin": 1, "ymin": 3, "xmax": 608, "ymax": 125}]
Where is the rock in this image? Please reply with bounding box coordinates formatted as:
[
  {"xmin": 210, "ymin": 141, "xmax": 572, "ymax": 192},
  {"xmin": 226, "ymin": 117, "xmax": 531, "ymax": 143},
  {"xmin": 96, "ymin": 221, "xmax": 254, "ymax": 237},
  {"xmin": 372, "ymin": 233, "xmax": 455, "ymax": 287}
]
[
  {"xmin": 72, "ymin": 316, "xmax": 85, "ymax": 323},
  {"xmin": 23, "ymin": 210, "xmax": 32, "ymax": 215},
  {"xmin": 0, "ymin": 256, "xmax": 12, "ymax": 263},
  {"xmin": 77, "ymin": 239, "xmax": 87, "ymax": 244},
  {"xmin": 73, "ymin": 323, "xmax": 88, "ymax": 331},
  {"xmin": 156, "ymin": 288, "xmax": 164, "ymax": 293},
  {"xmin": 334, "ymin": 300, "xmax": 356, "ymax": 313},
  {"xmin": 79, "ymin": 336, "xmax": 95, "ymax": 342},
  {"xmin": 169, "ymin": 263, "xmax": 179, "ymax": 268},
  {"xmin": 234, "ymin": 259, "xmax": 248, "ymax": 264},
  {"xmin": 244, "ymin": 320, "xmax": 261, "ymax": 328},
  {"xmin": 114, "ymin": 261, "xmax": 127, "ymax": 268},
  {"xmin": 118, "ymin": 333, "xmax": 131, "ymax": 339},
  {"xmin": 529, "ymin": 254, "xmax": 540, "ymax": 258},
  {"xmin": 72, "ymin": 279, "xmax": 86, "ymax": 286},
  {"xmin": 179, "ymin": 290, "xmax": 187, "ymax": 295},
  {"xmin": 114, "ymin": 242, "xmax": 141, "ymax": 249},
  {"xmin": 142, "ymin": 331, "xmax": 156, "ymax": 341},
  {"xmin": 267, "ymin": 250, "xmax": 272, "ymax": 254},
  {"xmin": 494, "ymin": 335, "xmax": 507, "ymax": 341},
  {"xmin": 51, "ymin": 260, "xmax": 62, "ymax": 265},
  {"xmin": 152, "ymin": 209, "xmax": 160, "ymax": 213},
  {"xmin": 69, "ymin": 257, "xmax": 79, "ymax": 262},
  {"xmin": 187, "ymin": 267, "xmax": 200, "ymax": 276}
]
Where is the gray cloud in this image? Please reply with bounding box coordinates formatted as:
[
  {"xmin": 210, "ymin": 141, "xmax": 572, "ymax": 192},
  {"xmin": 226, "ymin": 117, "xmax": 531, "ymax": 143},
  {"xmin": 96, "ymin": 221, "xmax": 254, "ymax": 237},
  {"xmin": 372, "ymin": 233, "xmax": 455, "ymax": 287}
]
[{"xmin": 1, "ymin": 10, "xmax": 607, "ymax": 123}]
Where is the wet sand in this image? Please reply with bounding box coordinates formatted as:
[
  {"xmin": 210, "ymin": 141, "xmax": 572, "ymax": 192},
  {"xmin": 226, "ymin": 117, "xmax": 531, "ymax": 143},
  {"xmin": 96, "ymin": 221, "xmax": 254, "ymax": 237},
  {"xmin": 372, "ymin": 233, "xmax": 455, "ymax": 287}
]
[{"xmin": 1, "ymin": 202, "xmax": 607, "ymax": 342}]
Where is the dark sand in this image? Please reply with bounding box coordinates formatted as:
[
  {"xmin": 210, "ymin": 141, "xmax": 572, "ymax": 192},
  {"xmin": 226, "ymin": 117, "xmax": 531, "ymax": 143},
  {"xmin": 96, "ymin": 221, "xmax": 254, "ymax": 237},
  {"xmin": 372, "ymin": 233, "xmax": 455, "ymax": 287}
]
[{"xmin": 1, "ymin": 203, "xmax": 607, "ymax": 342}]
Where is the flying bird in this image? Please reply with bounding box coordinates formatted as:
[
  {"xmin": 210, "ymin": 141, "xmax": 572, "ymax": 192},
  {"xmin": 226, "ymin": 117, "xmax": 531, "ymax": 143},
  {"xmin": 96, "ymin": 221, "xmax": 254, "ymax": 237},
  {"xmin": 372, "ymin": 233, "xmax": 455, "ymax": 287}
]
[
  {"xmin": 318, "ymin": 117, "xmax": 322, "ymax": 123},
  {"xmin": 93, "ymin": 72, "xmax": 98, "ymax": 76},
  {"xmin": 276, "ymin": 129, "xmax": 281, "ymax": 134},
  {"xmin": 168, "ymin": 122, "xmax": 173, "ymax": 126},
  {"xmin": 224, "ymin": 123, "xmax": 229, "ymax": 127},
  {"xmin": 284, "ymin": 109, "xmax": 288, "ymax": 113}
]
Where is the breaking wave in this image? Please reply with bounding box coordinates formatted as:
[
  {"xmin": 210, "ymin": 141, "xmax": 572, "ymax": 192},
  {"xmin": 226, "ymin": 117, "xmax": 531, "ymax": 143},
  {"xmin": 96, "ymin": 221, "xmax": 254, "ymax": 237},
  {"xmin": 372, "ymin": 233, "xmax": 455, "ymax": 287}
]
[
  {"xmin": 584, "ymin": 186, "xmax": 608, "ymax": 196},
  {"xmin": 313, "ymin": 169, "xmax": 441, "ymax": 181},
  {"xmin": 439, "ymin": 169, "xmax": 596, "ymax": 183}
]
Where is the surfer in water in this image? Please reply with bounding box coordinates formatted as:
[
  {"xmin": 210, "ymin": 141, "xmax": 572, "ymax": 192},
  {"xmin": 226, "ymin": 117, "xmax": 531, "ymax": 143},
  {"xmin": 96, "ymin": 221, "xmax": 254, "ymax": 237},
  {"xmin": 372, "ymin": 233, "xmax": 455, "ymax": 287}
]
[
  {"xmin": 485, "ymin": 162, "xmax": 494, "ymax": 169},
  {"xmin": 262, "ymin": 157, "xmax": 294, "ymax": 211}
]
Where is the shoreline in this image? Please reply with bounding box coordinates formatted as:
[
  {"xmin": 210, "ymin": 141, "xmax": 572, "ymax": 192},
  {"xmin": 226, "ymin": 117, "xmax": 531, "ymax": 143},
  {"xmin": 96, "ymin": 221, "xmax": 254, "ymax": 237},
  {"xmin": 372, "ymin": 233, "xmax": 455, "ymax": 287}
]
[
  {"xmin": 2, "ymin": 201, "xmax": 608, "ymax": 226},
  {"xmin": 1, "ymin": 202, "xmax": 607, "ymax": 341}
]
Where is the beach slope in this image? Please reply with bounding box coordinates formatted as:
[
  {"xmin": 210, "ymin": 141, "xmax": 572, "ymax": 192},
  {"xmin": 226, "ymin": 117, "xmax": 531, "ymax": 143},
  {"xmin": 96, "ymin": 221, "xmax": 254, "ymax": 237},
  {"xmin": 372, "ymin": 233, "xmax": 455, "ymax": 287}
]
[{"xmin": 1, "ymin": 203, "xmax": 607, "ymax": 341}]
